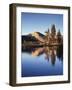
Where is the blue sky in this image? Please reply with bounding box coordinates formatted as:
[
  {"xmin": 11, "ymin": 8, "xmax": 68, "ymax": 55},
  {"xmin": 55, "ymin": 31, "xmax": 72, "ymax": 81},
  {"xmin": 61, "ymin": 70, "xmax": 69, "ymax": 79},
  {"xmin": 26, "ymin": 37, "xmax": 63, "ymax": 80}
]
[{"xmin": 21, "ymin": 12, "xmax": 63, "ymax": 35}]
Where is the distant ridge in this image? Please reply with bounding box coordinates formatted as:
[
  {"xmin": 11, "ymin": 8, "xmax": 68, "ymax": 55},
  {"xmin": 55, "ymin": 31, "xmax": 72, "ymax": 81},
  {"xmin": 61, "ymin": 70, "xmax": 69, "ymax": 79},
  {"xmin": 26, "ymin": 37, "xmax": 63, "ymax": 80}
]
[
  {"xmin": 22, "ymin": 32, "xmax": 45, "ymax": 43},
  {"xmin": 31, "ymin": 32, "xmax": 45, "ymax": 42}
]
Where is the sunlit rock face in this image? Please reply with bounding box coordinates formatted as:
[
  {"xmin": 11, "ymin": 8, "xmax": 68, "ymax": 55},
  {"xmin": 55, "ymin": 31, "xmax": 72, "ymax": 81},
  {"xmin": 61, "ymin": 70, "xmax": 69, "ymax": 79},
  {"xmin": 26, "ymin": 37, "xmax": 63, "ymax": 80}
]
[{"xmin": 31, "ymin": 32, "xmax": 45, "ymax": 43}]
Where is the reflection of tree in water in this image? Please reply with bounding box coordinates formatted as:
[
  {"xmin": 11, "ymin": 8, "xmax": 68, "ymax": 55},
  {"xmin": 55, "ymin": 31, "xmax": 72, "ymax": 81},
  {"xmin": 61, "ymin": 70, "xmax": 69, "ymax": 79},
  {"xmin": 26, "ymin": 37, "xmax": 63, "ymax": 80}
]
[
  {"xmin": 44, "ymin": 47, "xmax": 49, "ymax": 61},
  {"xmin": 44, "ymin": 46, "xmax": 63, "ymax": 65},
  {"xmin": 44, "ymin": 46, "xmax": 56, "ymax": 66},
  {"xmin": 56, "ymin": 45, "xmax": 63, "ymax": 61},
  {"xmin": 22, "ymin": 45, "xmax": 63, "ymax": 65},
  {"xmin": 50, "ymin": 49, "xmax": 56, "ymax": 66}
]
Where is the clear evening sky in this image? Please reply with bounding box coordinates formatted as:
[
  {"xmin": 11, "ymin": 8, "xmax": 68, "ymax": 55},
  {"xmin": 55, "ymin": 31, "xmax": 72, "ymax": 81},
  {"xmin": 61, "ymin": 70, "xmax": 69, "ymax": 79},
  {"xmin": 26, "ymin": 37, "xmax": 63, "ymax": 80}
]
[{"xmin": 21, "ymin": 12, "xmax": 63, "ymax": 35}]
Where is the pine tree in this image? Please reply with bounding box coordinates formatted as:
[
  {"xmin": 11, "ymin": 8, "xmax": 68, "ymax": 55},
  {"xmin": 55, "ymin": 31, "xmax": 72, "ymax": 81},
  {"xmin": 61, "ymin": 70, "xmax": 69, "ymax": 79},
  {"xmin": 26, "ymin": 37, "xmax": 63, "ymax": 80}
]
[
  {"xmin": 51, "ymin": 24, "xmax": 56, "ymax": 38},
  {"xmin": 57, "ymin": 30, "xmax": 62, "ymax": 43},
  {"xmin": 45, "ymin": 28, "xmax": 50, "ymax": 43}
]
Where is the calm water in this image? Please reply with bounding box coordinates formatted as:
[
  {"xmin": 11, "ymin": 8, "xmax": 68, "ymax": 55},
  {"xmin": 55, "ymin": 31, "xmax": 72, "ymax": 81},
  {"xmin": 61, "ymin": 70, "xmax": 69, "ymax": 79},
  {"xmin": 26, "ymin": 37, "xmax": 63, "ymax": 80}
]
[{"xmin": 21, "ymin": 46, "xmax": 63, "ymax": 77}]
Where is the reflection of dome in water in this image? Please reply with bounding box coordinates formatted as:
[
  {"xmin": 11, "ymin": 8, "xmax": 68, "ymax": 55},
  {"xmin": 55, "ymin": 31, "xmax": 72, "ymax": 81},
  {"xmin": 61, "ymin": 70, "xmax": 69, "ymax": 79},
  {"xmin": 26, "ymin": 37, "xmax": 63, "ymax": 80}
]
[{"xmin": 32, "ymin": 48, "xmax": 44, "ymax": 56}]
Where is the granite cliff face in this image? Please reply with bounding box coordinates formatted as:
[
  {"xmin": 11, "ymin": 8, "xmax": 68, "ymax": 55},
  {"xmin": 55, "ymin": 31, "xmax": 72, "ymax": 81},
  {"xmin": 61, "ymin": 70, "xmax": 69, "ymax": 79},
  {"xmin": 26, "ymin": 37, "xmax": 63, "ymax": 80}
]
[
  {"xmin": 31, "ymin": 32, "xmax": 45, "ymax": 42},
  {"xmin": 22, "ymin": 32, "xmax": 45, "ymax": 43}
]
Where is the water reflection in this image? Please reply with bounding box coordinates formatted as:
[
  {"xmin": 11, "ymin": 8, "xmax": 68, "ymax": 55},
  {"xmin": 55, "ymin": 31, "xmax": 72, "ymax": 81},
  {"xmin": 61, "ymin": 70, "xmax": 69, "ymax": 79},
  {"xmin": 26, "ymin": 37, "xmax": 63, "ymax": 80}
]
[
  {"xmin": 22, "ymin": 45, "xmax": 63, "ymax": 66},
  {"xmin": 21, "ymin": 45, "xmax": 63, "ymax": 77}
]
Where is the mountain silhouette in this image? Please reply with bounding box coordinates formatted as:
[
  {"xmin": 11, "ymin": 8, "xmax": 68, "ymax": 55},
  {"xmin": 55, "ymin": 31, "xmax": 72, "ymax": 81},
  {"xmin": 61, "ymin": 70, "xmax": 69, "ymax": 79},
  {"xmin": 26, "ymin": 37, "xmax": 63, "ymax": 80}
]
[{"xmin": 22, "ymin": 32, "xmax": 45, "ymax": 43}]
